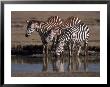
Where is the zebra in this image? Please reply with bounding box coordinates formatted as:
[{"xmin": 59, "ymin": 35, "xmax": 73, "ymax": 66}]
[
  {"xmin": 52, "ymin": 22, "xmax": 89, "ymax": 72},
  {"xmin": 46, "ymin": 16, "xmax": 82, "ymax": 61},
  {"xmin": 46, "ymin": 16, "xmax": 81, "ymax": 42},
  {"xmin": 45, "ymin": 16, "xmax": 82, "ymax": 71},
  {"xmin": 25, "ymin": 16, "xmax": 63, "ymax": 71}
]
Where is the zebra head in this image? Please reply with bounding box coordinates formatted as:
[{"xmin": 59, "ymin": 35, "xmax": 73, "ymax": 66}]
[
  {"xmin": 55, "ymin": 41, "xmax": 65, "ymax": 56},
  {"xmin": 25, "ymin": 20, "xmax": 40, "ymax": 37},
  {"xmin": 46, "ymin": 27, "xmax": 60, "ymax": 42}
]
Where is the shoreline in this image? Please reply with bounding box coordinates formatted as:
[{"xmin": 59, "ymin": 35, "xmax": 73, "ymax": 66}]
[{"xmin": 12, "ymin": 72, "xmax": 100, "ymax": 77}]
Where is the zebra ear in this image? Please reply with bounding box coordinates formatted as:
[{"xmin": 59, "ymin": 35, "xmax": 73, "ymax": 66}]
[{"xmin": 26, "ymin": 20, "xmax": 29, "ymax": 23}]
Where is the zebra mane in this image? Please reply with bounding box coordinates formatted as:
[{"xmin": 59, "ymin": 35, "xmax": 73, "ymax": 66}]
[{"xmin": 47, "ymin": 16, "xmax": 61, "ymax": 22}]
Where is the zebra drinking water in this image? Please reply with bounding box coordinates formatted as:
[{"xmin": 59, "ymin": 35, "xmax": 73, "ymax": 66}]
[
  {"xmin": 46, "ymin": 16, "xmax": 82, "ymax": 63},
  {"xmin": 46, "ymin": 16, "xmax": 82, "ymax": 72},
  {"xmin": 25, "ymin": 16, "xmax": 63, "ymax": 71},
  {"xmin": 51, "ymin": 22, "xmax": 89, "ymax": 72}
]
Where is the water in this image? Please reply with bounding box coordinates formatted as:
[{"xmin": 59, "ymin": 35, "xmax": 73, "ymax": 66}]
[
  {"xmin": 12, "ymin": 63, "xmax": 100, "ymax": 73},
  {"xmin": 11, "ymin": 55, "xmax": 100, "ymax": 73}
]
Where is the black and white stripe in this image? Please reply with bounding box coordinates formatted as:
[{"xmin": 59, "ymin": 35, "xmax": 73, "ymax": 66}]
[
  {"xmin": 55, "ymin": 22, "xmax": 89, "ymax": 72},
  {"xmin": 25, "ymin": 16, "xmax": 63, "ymax": 71},
  {"xmin": 25, "ymin": 16, "xmax": 63, "ymax": 42},
  {"xmin": 46, "ymin": 16, "xmax": 81, "ymax": 42},
  {"xmin": 55, "ymin": 22, "xmax": 89, "ymax": 56}
]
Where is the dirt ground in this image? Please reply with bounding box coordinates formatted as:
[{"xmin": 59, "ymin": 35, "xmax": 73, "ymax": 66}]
[
  {"xmin": 11, "ymin": 11, "xmax": 100, "ymax": 47},
  {"xmin": 12, "ymin": 72, "xmax": 100, "ymax": 77}
]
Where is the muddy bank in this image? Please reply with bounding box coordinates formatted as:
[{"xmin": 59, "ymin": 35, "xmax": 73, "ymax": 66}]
[{"xmin": 12, "ymin": 72, "xmax": 100, "ymax": 77}]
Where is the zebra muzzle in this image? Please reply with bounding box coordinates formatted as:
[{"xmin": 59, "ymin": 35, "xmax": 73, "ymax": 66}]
[{"xmin": 25, "ymin": 34, "xmax": 29, "ymax": 37}]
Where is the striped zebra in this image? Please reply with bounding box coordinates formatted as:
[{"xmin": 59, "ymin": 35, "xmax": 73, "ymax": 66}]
[
  {"xmin": 45, "ymin": 16, "xmax": 82, "ymax": 71},
  {"xmin": 25, "ymin": 16, "xmax": 63, "ymax": 71},
  {"xmin": 46, "ymin": 16, "xmax": 82, "ymax": 56},
  {"xmin": 51, "ymin": 22, "xmax": 89, "ymax": 72},
  {"xmin": 46, "ymin": 16, "xmax": 81, "ymax": 42}
]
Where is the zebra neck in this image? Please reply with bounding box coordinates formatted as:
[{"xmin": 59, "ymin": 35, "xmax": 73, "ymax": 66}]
[
  {"xmin": 36, "ymin": 22, "xmax": 46, "ymax": 34},
  {"xmin": 37, "ymin": 28, "xmax": 47, "ymax": 44},
  {"xmin": 37, "ymin": 30, "xmax": 44, "ymax": 38},
  {"xmin": 39, "ymin": 22, "xmax": 49, "ymax": 34}
]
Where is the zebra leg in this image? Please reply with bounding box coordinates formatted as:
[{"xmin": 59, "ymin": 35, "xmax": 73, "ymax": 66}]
[
  {"xmin": 77, "ymin": 45, "xmax": 81, "ymax": 56},
  {"xmin": 67, "ymin": 44, "xmax": 72, "ymax": 72},
  {"xmin": 84, "ymin": 42, "xmax": 88, "ymax": 72},
  {"xmin": 70, "ymin": 44, "xmax": 77, "ymax": 72},
  {"xmin": 76, "ymin": 45, "xmax": 81, "ymax": 71},
  {"xmin": 76, "ymin": 56, "xmax": 81, "ymax": 71},
  {"xmin": 59, "ymin": 62, "xmax": 64, "ymax": 72},
  {"xmin": 72, "ymin": 44, "xmax": 78, "ymax": 72},
  {"xmin": 52, "ymin": 57, "xmax": 56, "ymax": 72},
  {"xmin": 59, "ymin": 52, "xmax": 64, "ymax": 72},
  {"xmin": 50, "ymin": 37, "xmax": 57, "ymax": 72},
  {"xmin": 51, "ymin": 38, "xmax": 57, "ymax": 72},
  {"xmin": 55, "ymin": 55, "xmax": 61, "ymax": 72},
  {"xmin": 42, "ymin": 45, "xmax": 46, "ymax": 71},
  {"xmin": 86, "ymin": 42, "xmax": 88, "ymax": 71},
  {"xmin": 52, "ymin": 51, "xmax": 57, "ymax": 72},
  {"xmin": 70, "ymin": 44, "xmax": 75, "ymax": 72},
  {"xmin": 42, "ymin": 44, "xmax": 48, "ymax": 72},
  {"xmin": 55, "ymin": 53, "xmax": 64, "ymax": 72},
  {"xmin": 45, "ymin": 44, "xmax": 48, "ymax": 71}
]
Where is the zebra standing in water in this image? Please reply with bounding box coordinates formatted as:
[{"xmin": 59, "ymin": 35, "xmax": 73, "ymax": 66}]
[
  {"xmin": 25, "ymin": 16, "xmax": 63, "ymax": 71},
  {"xmin": 46, "ymin": 16, "xmax": 82, "ymax": 57},
  {"xmin": 46, "ymin": 16, "xmax": 82, "ymax": 72},
  {"xmin": 46, "ymin": 16, "xmax": 89, "ymax": 70},
  {"xmin": 53, "ymin": 22, "xmax": 89, "ymax": 72}
]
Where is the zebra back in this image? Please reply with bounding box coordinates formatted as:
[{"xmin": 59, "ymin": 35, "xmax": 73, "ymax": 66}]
[
  {"xmin": 55, "ymin": 22, "xmax": 89, "ymax": 56},
  {"xmin": 62, "ymin": 16, "xmax": 81, "ymax": 28},
  {"xmin": 56, "ymin": 22, "xmax": 89, "ymax": 44},
  {"xmin": 40, "ymin": 16, "xmax": 63, "ymax": 33},
  {"xmin": 52, "ymin": 16, "xmax": 82, "ymax": 35}
]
